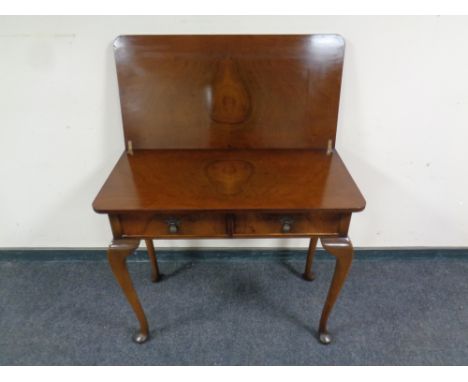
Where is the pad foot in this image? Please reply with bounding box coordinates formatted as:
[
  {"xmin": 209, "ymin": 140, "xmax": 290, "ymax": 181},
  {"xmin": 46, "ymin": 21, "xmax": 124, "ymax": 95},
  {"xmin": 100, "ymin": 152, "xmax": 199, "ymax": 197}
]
[
  {"xmin": 132, "ymin": 331, "xmax": 149, "ymax": 344},
  {"xmin": 319, "ymin": 332, "xmax": 332, "ymax": 345}
]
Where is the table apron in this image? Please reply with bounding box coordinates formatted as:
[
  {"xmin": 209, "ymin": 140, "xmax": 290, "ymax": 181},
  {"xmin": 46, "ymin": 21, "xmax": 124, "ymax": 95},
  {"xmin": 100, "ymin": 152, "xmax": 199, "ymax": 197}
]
[{"xmin": 110, "ymin": 212, "xmax": 352, "ymax": 239}]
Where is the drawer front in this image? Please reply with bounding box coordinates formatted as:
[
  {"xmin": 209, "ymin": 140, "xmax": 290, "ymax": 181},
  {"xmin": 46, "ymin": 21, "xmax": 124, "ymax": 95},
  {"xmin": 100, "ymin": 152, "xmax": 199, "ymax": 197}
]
[
  {"xmin": 233, "ymin": 212, "xmax": 344, "ymax": 237},
  {"xmin": 119, "ymin": 213, "xmax": 228, "ymax": 238},
  {"xmin": 116, "ymin": 211, "xmax": 348, "ymax": 238}
]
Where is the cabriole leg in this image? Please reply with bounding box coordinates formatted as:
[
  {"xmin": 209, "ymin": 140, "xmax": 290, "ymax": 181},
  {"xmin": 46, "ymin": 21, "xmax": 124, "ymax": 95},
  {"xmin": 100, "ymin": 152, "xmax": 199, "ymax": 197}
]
[
  {"xmin": 145, "ymin": 239, "xmax": 161, "ymax": 283},
  {"xmin": 318, "ymin": 236, "xmax": 354, "ymax": 345},
  {"xmin": 107, "ymin": 238, "xmax": 149, "ymax": 344},
  {"xmin": 303, "ymin": 237, "xmax": 318, "ymax": 281}
]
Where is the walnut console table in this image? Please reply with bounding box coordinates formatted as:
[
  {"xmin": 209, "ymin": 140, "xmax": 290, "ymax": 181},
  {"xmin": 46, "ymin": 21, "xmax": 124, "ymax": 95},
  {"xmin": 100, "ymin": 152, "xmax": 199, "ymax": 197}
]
[{"xmin": 93, "ymin": 35, "xmax": 366, "ymax": 345}]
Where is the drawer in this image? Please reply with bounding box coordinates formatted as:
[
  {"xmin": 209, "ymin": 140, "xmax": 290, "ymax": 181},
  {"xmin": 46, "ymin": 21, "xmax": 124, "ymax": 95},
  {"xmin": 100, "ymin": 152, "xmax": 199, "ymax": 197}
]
[
  {"xmin": 116, "ymin": 211, "xmax": 348, "ymax": 238},
  {"xmin": 233, "ymin": 212, "xmax": 344, "ymax": 237},
  {"xmin": 119, "ymin": 212, "xmax": 228, "ymax": 238}
]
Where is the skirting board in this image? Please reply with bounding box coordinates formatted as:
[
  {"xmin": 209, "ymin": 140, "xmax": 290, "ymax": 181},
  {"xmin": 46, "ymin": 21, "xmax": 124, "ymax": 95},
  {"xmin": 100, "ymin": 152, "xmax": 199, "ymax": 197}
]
[{"xmin": 0, "ymin": 248, "xmax": 467, "ymax": 262}]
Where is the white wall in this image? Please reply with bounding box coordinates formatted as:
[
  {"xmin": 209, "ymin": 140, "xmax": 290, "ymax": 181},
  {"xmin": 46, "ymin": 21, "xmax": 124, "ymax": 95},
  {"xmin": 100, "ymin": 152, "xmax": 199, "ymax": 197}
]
[{"xmin": 1, "ymin": 16, "xmax": 467, "ymax": 248}]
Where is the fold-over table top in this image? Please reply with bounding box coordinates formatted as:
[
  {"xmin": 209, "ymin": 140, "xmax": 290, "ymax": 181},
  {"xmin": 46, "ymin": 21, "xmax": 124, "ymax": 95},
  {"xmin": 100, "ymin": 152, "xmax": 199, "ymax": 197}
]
[{"xmin": 96, "ymin": 35, "xmax": 364, "ymax": 215}]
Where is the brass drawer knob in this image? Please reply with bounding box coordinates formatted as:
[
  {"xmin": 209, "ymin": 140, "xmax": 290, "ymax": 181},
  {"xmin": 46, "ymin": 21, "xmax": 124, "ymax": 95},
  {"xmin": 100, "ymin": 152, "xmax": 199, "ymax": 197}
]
[
  {"xmin": 167, "ymin": 218, "xmax": 179, "ymax": 234},
  {"xmin": 280, "ymin": 217, "xmax": 294, "ymax": 233}
]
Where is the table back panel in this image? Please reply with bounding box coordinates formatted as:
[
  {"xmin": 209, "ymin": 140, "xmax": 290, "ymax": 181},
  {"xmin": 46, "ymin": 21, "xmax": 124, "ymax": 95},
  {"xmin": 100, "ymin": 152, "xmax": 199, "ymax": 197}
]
[{"xmin": 114, "ymin": 35, "xmax": 345, "ymax": 150}]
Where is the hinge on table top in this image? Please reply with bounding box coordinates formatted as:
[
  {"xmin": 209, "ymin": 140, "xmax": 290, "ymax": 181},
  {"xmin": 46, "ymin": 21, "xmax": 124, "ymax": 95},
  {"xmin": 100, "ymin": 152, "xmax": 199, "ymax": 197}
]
[
  {"xmin": 326, "ymin": 139, "xmax": 333, "ymax": 155},
  {"xmin": 127, "ymin": 140, "xmax": 133, "ymax": 155}
]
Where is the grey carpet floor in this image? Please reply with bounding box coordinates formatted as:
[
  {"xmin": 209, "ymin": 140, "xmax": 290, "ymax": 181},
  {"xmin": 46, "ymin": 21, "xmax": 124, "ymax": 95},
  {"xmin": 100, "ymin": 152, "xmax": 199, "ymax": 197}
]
[{"xmin": 0, "ymin": 258, "xmax": 467, "ymax": 365}]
